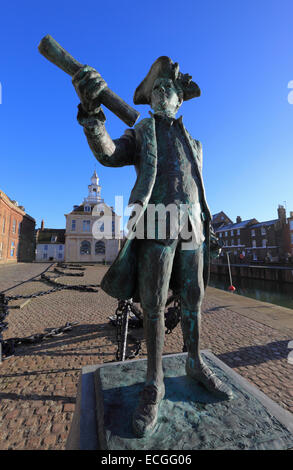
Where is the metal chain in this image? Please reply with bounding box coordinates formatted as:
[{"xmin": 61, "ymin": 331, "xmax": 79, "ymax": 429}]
[
  {"xmin": 4, "ymin": 264, "xmax": 99, "ymax": 302},
  {"xmin": 113, "ymin": 300, "xmax": 143, "ymax": 362},
  {"xmin": 0, "ymin": 294, "xmax": 9, "ymax": 360},
  {"xmin": 165, "ymin": 297, "xmax": 181, "ymax": 334},
  {"xmin": 5, "ymin": 286, "xmax": 64, "ymax": 301},
  {"xmin": 111, "ymin": 296, "xmax": 181, "ymax": 362},
  {"xmin": 57, "ymin": 263, "xmax": 85, "ymax": 271},
  {"xmin": 0, "ymin": 321, "xmax": 79, "ymax": 358},
  {"xmin": 40, "ymin": 273, "xmax": 99, "ymax": 292},
  {"xmin": 0, "ymin": 263, "xmax": 98, "ymax": 361},
  {"xmin": 54, "ymin": 268, "xmax": 84, "ymax": 277}
]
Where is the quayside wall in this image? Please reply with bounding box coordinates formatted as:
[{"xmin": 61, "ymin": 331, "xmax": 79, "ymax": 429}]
[{"xmin": 210, "ymin": 263, "xmax": 293, "ymax": 284}]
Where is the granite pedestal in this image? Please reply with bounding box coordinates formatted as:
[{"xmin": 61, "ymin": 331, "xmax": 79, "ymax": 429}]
[{"xmin": 66, "ymin": 351, "xmax": 293, "ymax": 450}]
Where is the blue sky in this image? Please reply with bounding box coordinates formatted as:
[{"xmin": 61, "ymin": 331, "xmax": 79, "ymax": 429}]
[{"xmin": 0, "ymin": 0, "xmax": 292, "ymax": 229}]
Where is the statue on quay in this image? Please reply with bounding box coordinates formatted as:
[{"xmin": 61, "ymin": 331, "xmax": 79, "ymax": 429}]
[{"xmin": 71, "ymin": 56, "xmax": 234, "ymax": 438}]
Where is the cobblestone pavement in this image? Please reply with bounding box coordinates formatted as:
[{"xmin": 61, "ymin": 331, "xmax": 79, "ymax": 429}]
[{"xmin": 0, "ymin": 263, "xmax": 292, "ymax": 450}]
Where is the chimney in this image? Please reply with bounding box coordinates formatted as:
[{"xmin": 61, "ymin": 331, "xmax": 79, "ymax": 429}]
[
  {"xmin": 41, "ymin": 220, "xmax": 44, "ymax": 230},
  {"xmin": 278, "ymin": 205, "xmax": 286, "ymax": 222},
  {"xmin": 236, "ymin": 216, "xmax": 242, "ymax": 223}
]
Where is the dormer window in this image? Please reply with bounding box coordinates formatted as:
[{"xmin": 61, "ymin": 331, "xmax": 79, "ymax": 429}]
[
  {"xmin": 84, "ymin": 206, "xmax": 91, "ymax": 212},
  {"xmin": 51, "ymin": 236, "xmax": 57, "ymax": 242}
]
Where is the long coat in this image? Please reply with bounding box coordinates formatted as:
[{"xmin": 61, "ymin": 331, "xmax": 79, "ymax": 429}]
[{"xmin": 96, "ymin": 115, "xmax": 212, "ymax": 301}]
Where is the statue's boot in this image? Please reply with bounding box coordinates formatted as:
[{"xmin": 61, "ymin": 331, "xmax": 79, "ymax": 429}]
[
  {"xmin": 181, "ymin": 308, "xmax": 233, "ymax": 400},
  {"xmin": 132, "ymin": 312, "xmax": 165, "ymax": 437}
]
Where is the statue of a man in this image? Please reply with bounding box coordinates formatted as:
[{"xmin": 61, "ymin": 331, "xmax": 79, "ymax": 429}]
[{"xmin": 72, "ymin": 57, "xmax": 233, "ymax": 438}]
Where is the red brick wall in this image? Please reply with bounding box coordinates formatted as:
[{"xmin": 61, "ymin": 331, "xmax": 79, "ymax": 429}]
[{"xmin": 0, "ymin": 191, "xmax": 35, "ymax": 263}]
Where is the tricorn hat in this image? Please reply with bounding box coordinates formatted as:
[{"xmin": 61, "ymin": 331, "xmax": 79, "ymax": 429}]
[{"xmin": 133, "ymin": 56, "xmax": 201, "ymax": 105}]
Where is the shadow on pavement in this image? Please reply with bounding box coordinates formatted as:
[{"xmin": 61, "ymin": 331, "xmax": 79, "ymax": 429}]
[{"xmin": 217, "ymin": 339, "xmax": 291, "ymax": 367}]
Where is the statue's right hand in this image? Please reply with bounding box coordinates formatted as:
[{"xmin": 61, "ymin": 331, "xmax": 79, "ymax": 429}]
[{"xmin": 72, "ymin": 65, "xmax": 107, "ymax": 114}]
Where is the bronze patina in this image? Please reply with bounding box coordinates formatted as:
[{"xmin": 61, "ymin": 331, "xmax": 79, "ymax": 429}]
[{"xmin": 71, "ymin": 56, "xmax": 233, "ymax": 438}]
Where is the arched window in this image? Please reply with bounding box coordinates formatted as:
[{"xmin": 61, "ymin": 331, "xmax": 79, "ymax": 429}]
[
  {"xmin": 95, "ymin": 240, "xmax": 105, "ymax": 254},
  {"xmin": 80, "ymin": 240, "xmax": 91, "ymax": 255}
]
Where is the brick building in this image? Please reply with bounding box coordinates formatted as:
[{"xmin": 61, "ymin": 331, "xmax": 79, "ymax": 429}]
[
  {"xmin": 215, "ymin": 216, "xmax": 258, "ymax": 262},
  {"xmin": 212, "ymin": 205, "xmax": 292, "ymax": 264},
  {"xmin": 284, "ymin": 211, "xmax": 293, "ymax": 260},
  {"xmin": 212, "ymin": 211, "xmax": 233, "ymax": 231},
  {"xmin": 0, "ymin": 189, "xmax": 35, "ymax": 264}
]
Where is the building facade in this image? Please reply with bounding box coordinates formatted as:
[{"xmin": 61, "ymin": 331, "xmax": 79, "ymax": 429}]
[
  {"xmin": 213, "ymin": 205, "xmax": 292, "ymax": 264},
  {"xmin": 0, "ymin": 190, "xmax": 35, "ymax": 264},
  {"xmin": 35, "ymin": 222, "xmax": 65, "ymax": 262},
  {"xmin": 212, "ymin": 211, "xmax": 233, "ymax": 231},
  {"xmin": 64, "ymin": 171, "xmax": 121, "ymax": 264}
]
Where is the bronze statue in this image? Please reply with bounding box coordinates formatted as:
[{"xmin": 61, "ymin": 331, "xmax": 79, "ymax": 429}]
[{"xmin": 70, "ymin": 56, "xmax": 233, "ymax": 437}]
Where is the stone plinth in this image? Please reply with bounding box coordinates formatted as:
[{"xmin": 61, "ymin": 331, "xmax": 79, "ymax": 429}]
[{"xmin": 66, "ymin": 351, "xmax": 293, "ymax": 450}]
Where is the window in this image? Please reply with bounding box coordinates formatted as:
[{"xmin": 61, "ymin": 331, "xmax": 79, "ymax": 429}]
[
  {"xmin": 80, "ymin": 240, "xmax": 91, "ymax": 254},
  {"xmin": 83, "ymin": 220, "xmax": 90, "ymax": 232},
  {"xmin": 238, "ymin": 238, "xmax": 240, "ymax": 246},
  {"xmin": 252, "ymin": 240, "xmax": 256, "ymax": 248},
  {"xmin": 44, "ymin": 245, "xmax": 48, "ymax": 251},
  {"xmin": 231, "ymin": 239, "xmax": 234, "ymax": 246},
  {"xmin": 225, "ymin": 231, "xmax": 228, "ymax": 237},
  {"xmin": 251, "ymin": 229, "xmax": 255, "ymax": 236},
  {"xmin": 261, "ymin": 227, "xmax": 266, "ymax": 235},
  {"xmin": 231, "ymin": 230, "xmax": 234, "ymax": 236},
  {"xmin": 58, "ymin": 253, "xmax": 63, "ymax": 259},
  {"xmin": 12, "ymin": 219, "xmax": 16, "ymax": 234},
  {"xmin": 43, "ymin": 253, "xmax": 48, "ymax": 259},
  {"xmin": 219, "ymin": 232, "xmax": 222, "ymax": 238},
  {"xmin": 71, "ymin": 219, "xmax": 76, "ymax": 231},
  {"xmin": 84, "ymin": 206, "xmax": 91, "ymax": 212},
  {"xmin": 95, "ymin": 240, "xmax": 105, "ymax": 254},
  {"xmin": 18, "ymin": 222, "xmax": 21, "ymax": 234},
  {"xmin": 262, "ymin": 239, "xmax": 267, "ymax": 247},
  {"xmin": 51, "ymin": 235, "xmax": 57, "ymax": 242},
  {"xmin": 59, "ymin": 245, "xmax": 63, "ymax": 250},
  {"xmin": 10, "ymin": 241, "xmax": 15, "ymax": 257},
  {"xmin": 237, "ymin": 229, "xmax": 240, "ymax": 235}
]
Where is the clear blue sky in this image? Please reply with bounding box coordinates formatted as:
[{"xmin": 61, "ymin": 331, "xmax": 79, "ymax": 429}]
[{"xmin": 1, "ymin": 0, "xmax": 292, "ymax": 229}]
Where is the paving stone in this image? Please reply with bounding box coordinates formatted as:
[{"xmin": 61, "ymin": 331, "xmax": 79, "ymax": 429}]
[{"xmin": 0, "ymin": 262, "xmax": 292, "ymax": 449}]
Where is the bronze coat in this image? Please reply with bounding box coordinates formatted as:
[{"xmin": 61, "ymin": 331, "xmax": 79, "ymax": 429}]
[{"xmin": 99, "ymin": 115, "xmax": 212, "ymax": 301}]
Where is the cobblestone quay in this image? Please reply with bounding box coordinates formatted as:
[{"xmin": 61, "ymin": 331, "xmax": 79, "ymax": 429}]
[{"xmin": 0, "ymin": 263, "xmax": 292, "ymax": 450}]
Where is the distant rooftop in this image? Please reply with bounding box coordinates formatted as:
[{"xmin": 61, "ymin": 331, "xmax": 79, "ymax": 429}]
[
  {"xmin": 216, "ymin": 219, "xmax": 258, "ymax": 232},
  {"xmin": 249, "ymin": 219, "xmax": 278, "ymax": 229},
  {"xmin": 36, "ymin": 228, "xmax": 65, "ymax": 244}
]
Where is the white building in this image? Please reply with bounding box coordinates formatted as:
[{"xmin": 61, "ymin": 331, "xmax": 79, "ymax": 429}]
[
  {"xmin": 64, "ymin": 171, "xmax": 121, "ymax": 263},
  {"xmin": 35, "ymin": 223, "xmax": 65, "ymax": 262}
]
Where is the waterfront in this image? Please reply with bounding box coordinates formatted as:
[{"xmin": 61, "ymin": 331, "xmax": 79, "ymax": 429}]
[{"xmin": 209, "ymin": 272, "xmax": 293, "ymax": 310}]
